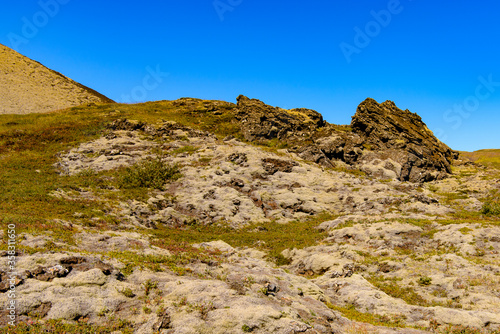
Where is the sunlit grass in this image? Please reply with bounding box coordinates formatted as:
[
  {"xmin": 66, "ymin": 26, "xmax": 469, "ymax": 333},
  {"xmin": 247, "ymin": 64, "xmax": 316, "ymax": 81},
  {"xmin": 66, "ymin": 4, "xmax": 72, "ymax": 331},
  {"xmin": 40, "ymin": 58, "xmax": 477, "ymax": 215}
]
[{"xmin": 459, "ymin": 149, "xmax": 500, "ymax": 169}]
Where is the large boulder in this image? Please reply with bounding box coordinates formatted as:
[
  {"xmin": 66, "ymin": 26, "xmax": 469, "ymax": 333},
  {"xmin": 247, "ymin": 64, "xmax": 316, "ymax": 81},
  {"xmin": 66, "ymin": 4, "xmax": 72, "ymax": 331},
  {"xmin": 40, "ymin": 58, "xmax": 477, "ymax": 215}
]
[{"xmin": 350, "ymin": 98, "xmax": 456, "ymax": 182}]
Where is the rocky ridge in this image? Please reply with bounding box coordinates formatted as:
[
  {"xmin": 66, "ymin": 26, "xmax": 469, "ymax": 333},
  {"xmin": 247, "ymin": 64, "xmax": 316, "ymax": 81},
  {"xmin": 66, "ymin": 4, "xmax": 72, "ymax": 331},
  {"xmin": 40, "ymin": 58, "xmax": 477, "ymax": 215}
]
[{"xmin": 232, "ymin": 95, "xmax": 456, "ymax": 183}]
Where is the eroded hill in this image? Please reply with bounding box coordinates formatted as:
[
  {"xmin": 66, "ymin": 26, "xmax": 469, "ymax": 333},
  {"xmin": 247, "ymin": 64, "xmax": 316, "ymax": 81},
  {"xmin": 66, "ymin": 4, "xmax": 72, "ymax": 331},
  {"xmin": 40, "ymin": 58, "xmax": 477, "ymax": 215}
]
[{"xmin": 0, "ymin": 44, "xmax": 113, "ymax": 114}]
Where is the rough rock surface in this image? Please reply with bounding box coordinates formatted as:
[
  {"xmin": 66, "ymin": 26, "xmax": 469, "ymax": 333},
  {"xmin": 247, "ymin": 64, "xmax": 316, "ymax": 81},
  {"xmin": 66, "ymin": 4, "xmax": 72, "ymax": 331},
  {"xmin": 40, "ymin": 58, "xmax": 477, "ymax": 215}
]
[
  {"xmin": 235, "ymin": 95, "xmax": 325, "ymax": 142},
  {"xmin": 0, "ymin": 43, "xmax": 113, "ymax": 114},
  {"xmin": 229, "ymin": 96, "xmax": 456, "ymax": 183},
  {"xmin": 351, "ymin": 98, "xmax": 456, "ymax": 182}
]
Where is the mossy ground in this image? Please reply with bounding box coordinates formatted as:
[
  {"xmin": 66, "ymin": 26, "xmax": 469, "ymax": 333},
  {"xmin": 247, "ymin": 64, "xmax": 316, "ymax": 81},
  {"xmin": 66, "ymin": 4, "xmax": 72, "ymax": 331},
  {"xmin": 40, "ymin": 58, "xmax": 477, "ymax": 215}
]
[
  {"xmin": 0, "ymin": 318, "xmax": 135, "ymax": 334},
  {"xmin": 1, "ymin": 101, "xmax": 499, "ymax": 332},
  {"xmin": 0, "ymin": 100, "xmax": 332, "ymax": 270}
]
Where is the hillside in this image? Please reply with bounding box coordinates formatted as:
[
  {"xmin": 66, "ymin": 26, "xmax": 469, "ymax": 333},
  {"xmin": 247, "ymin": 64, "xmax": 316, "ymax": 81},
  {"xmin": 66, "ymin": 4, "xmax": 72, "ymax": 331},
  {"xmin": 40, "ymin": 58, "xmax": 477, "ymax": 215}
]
[
  {"xmin": 460, "ymin": 149, "xmax": 500, "ymax": 170},
  {"xmin": 0, "ymin": 97, "xmax": 499, "ymax": 334},
  {"xmin": 0, "ymin": 44, "xmax": 113, "ymax": 114}
]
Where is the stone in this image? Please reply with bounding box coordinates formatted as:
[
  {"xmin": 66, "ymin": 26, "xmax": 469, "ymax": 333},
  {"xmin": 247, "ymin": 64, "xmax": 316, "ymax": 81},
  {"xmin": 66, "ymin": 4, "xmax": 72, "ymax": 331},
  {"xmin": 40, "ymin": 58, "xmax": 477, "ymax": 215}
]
[{"xmin": 351, "ymin": 98, "xmax": 455, "ymax": 182}]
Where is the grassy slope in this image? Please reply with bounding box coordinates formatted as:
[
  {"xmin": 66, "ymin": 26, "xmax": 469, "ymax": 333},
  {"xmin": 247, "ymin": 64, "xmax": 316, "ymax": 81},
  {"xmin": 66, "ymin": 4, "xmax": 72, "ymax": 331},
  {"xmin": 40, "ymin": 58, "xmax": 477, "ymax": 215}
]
[
  {"xmin": 0, "ymin": 100, "xmax": 333, "ymax": 261},
  {"xmin": 459, "ymin": 149, "xmax": 500, "ymax": 169}
]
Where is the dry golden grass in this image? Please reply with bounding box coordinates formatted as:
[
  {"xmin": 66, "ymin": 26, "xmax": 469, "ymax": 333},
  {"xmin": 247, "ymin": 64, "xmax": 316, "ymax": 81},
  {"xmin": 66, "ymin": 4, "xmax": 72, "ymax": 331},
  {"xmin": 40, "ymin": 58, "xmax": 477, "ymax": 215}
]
[{"xmin": 0, "ymin": 43, "xmax": 113, "ymax": 115}]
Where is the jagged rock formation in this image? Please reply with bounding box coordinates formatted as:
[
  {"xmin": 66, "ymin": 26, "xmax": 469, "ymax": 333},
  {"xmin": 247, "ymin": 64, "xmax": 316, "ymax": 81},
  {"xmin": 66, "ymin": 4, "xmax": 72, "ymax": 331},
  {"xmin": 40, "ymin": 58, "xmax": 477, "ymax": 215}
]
[
  {"xmin": 234, "ymin": 95, "xmax": 457, "ymax": 182},
  {"xmin": 0, "ymin": 43, "xmax": 113, "ymax": 114},
  {"xmin": 235, "ymin": 95, "xmax": 325, "ymax": 142},
  {"xmin": 351, "ymin": 98, "xmax": 456, "ymax": 182}
]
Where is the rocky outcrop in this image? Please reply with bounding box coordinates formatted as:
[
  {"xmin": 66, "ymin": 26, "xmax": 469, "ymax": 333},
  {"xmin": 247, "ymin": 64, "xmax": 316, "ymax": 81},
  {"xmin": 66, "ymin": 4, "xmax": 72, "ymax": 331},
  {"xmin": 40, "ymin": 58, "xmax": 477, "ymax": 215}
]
[
  {"xmin": 351, "ymin": 98, "xmax": 456, "ymax": 182},
  {"xmin": 235, "ymin": 95, "xmax": 324, "ymax": 142},
  {"xmin": 0, "ymin": 43, "xmax": 113, "ymax": 114},
  {"xmin": 232, "ymin": 95, "xmax": 457, "ymax": 182}
]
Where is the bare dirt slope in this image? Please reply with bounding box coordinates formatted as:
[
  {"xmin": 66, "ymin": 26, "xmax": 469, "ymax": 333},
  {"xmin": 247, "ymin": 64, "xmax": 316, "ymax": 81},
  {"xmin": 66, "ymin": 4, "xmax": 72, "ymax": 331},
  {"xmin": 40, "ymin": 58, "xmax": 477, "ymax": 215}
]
[{"xmin": 0, "ymin": 44, "xmax": 113, "ymax": 114}]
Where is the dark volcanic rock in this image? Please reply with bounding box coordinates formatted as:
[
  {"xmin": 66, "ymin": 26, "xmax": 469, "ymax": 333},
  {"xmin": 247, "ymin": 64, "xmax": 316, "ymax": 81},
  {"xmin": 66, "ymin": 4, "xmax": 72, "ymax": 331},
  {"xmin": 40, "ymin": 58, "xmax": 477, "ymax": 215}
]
[
  {"xmin": 235, "ymin": 95, "xmax": 324, "ymax": 142},
  {"xmin": 228, "ymin": 95, "xmax": 456, "ymax": 182},
  {"xmin": 261, "ymin": 158, "xmax": 298, "ymax": 175},
  {"xmin": 351, "ymin": 98, "xmax": 455, "ymax": 182}
]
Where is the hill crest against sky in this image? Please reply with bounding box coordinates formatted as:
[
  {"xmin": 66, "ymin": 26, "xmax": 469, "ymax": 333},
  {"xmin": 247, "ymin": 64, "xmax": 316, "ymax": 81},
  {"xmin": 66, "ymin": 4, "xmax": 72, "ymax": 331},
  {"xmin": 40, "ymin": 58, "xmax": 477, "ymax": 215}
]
[
  {"xmin": 1, "ymin": 1, "xmax": 499, "ymax": 150},
  {"xmin": 0, "ymin": 43, "xmax": 113, "ymax": 114}
]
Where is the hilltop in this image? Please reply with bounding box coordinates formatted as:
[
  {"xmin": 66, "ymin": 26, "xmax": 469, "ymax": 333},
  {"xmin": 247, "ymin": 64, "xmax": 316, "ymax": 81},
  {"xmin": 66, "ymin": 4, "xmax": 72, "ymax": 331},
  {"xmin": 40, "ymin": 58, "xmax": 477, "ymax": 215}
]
[{"xmin": 0, "ymin": 44, "xmax": 113, "ymax": 114}]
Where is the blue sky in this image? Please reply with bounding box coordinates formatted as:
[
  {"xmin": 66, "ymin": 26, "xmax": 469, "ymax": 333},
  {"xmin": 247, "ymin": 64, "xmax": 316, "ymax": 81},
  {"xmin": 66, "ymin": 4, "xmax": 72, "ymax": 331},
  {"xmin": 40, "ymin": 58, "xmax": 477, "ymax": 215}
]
[{"xmin": 1, "ymin": 0, "xmax": 499, "ymax": 151}]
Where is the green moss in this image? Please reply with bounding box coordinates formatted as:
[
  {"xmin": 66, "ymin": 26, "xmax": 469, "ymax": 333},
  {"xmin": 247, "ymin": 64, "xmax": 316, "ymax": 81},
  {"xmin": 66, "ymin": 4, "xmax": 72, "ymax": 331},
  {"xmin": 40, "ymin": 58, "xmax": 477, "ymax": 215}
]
[
  {"xmin": 418, "ymin": 276, "xmax": 432, "ymax": 286},
  {"xmin": 367, "ymin": 275, "xmax": 430, "ymax": 307},
  {"xmin": 149, "ymin": 212, "xmax": 334, "ymax": 266},
  {"xmin": 117, "ymin": 287, "xmax": 136, "ymax": 298},
  {"xmin": 458, "ymin": 227, "xmax": 473, "ymax": 235},
  {"xmin": 242, "ymin": 324, "xmax": 253, "ymax": 332},
  {"xmin": 171, "ymin": 145, "xmax": 199, "ymax": 155},
  {"xmin": 437, "ymin": 192, "xmax": 468, "ymax": 205}
]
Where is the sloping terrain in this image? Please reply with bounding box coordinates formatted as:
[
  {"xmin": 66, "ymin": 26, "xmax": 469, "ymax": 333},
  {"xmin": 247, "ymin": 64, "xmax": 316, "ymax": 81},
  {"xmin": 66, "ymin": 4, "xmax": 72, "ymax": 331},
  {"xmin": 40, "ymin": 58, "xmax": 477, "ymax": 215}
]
[
  {"xmin": 460, "ymin": 149, "xmax": 500, "ymax": 170},
  {"xmin": 0, "ymin": 43, "xmax": 113, "ymax": 114},
  {"xmin": 0, "ymin": 98, "xmax": 499, "ymax": 334}
]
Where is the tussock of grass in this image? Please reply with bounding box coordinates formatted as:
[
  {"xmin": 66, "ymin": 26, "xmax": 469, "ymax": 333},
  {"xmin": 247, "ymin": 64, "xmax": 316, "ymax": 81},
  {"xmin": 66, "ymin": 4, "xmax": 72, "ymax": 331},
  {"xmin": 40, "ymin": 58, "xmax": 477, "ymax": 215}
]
[
  {"xmin": 481, "ymin": 190, "xmax": 500, "ymax": 216},
  {"xmin": 118, "ymin": 158, "xmax": 181, "ymax": 190},
  {"xmin": 482, "ymin": 200, "xmax": 500, "ymax": 216}
]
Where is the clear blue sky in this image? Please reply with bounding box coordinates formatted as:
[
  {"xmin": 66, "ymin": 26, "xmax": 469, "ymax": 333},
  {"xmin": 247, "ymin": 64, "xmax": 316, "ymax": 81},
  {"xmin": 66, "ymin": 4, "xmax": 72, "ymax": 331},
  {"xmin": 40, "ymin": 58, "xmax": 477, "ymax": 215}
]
[{"xmin": 1, "ymin": 0, "xmax": 499, "ymax": 151}]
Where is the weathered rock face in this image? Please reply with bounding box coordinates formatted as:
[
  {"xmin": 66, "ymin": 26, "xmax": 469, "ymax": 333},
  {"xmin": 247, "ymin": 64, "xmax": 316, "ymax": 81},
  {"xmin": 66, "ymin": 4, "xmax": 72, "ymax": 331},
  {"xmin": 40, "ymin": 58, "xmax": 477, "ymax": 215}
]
[
  {"xmin": 235, "ymin": 95, "xmax": 324, "ymax": 142},
  {"xmin": 231, "ymin": 95, "xmax": 457, "ymax": 182},
  {"xmin": 0, "ymin": 43, "xmax": 113, "ymax": 114},
  {"xmin": 351, "ymin": 98, "xmax": 456, "ymax": 182}
]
